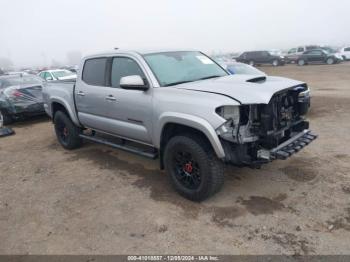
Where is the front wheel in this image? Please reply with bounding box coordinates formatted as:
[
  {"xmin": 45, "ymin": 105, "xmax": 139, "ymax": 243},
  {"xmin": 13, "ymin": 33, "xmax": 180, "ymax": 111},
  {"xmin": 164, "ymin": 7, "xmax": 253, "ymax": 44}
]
[
  {"xmin": 326, "ymin": 58, "xmax": 334, "ymax": 65},
  {"xmin": 298, "ymin": 59, "xmax": 306, "ymax": 66},
  {"xmin": 164, "ymin": 135, "xmax": 224, "ymax": 201},
  {"xmin": 54, "ymin": 111, "xmax": 82, "ymax": 149},
  {"xmin": 248, "ymin": 60, "xmax": 255, "ymax": 66}
]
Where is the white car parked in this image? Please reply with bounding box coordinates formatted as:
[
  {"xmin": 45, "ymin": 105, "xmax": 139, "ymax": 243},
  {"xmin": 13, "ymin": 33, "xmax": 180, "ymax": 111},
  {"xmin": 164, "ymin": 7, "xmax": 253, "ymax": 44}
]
[
  {"xmin": 339, "ymin": 46, "xmax": 350, "ymax": 60},
  {"xmin": 38, "ymin": 69, "xmax": 77, "ymax": 81}
]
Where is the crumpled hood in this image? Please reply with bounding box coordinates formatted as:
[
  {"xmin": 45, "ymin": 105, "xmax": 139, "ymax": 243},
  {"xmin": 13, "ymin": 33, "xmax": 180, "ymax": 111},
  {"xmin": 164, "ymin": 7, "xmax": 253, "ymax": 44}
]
[{"xmin": 174, "ymin": 75, "xmax": 306, "ymax": 104}]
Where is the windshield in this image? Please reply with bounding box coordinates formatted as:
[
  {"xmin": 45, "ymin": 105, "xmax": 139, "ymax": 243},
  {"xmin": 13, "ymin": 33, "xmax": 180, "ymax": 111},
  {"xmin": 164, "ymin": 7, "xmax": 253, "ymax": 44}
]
[
  {"xmin": 143, "ymin": 51, "xmax": 228, "ymax": 86},
  {"xmin": 226, "ymin": 63, "xmax": 265, "ymax": 75},
  {"xmin": 51, "ymin": 70, "xmax": 75, "ymax": 78},
  {"xmin": 322, "ymin": 47, "xmax": 335, "ymax": 54}
]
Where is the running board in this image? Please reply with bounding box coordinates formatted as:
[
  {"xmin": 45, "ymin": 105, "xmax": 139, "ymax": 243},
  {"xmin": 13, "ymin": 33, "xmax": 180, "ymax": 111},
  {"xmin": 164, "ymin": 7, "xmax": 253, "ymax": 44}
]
[{"xmin": 79, "ymin": 134, "xmax": 158, "ymax": 159}]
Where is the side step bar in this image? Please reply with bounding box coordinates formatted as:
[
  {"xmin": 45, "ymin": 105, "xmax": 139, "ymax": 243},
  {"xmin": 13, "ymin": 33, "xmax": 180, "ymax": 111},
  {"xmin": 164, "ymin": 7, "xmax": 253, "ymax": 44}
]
[{"xmin": 79, "ymin": 134, "xmax": 158, "ymax": 159}]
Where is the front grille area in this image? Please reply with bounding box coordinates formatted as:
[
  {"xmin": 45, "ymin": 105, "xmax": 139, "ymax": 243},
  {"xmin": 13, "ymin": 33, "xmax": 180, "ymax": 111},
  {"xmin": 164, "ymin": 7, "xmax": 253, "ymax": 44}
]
[{"xmin": 259, "ymin": 86, "xmax": 308, "ymax": 136}]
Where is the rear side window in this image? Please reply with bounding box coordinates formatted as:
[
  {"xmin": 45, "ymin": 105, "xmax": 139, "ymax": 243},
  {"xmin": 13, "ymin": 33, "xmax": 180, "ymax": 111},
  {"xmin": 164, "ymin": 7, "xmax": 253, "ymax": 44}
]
[
  {"xmin": 245, "ymin": 52, "xmax": 253, "ymax": 59},
  {"xmin": 240, "ymin": 53, "xmax": 247, "ymax": 59},
  {"xmin": 308, "ymin": 50, "xmax": 321, "ymax": 55},
  {"xmin": 297, "ymin": 47, "xmax": 304, "ymax": 52},
  {"xmin": 111, "ymin": 57, "xmax": 145, "ymax": 88},
  {"xmin": 345, "ymin": 47, "xmax": 350, "ymax": 52},
  {"xmin": 82, "ymin": 58, "xmax": 107, "ymax": 86}
]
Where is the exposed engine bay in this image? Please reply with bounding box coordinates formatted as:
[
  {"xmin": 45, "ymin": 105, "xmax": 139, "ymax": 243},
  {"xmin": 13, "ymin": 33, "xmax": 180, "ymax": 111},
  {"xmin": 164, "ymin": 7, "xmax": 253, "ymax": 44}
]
[{"xmin": 216, "ymin": 85, "xmax": 316, "ymax": 167}]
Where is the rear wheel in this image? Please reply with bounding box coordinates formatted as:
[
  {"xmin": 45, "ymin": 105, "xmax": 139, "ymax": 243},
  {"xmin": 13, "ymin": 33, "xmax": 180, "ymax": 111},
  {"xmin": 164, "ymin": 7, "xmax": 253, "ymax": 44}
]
[
  {"xmin": 272, "ymin": 59, "xmax": 279, "ymax": 66},
  {"xmin": 326, "ymin": 58, "xmax": 334, "ymax": 65},
  {"xmin": 298, "ymin": 59, "xmax": 306, "ymax": 66},
  {"xmin": 54, "ymin": 111, "xmax": 82, "ymax": 149},
  {"xmin": 0, "ymin": 109, "xmax": 12, "ymax": 127},
  {"xmin": 164, "ymin": 134, "xmax": 224, "ymax": 201}
]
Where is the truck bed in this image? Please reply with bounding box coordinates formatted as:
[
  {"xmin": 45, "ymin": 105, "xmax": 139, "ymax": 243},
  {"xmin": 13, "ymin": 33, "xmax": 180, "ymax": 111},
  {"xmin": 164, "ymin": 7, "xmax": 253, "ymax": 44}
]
[{"xmin": 42, "ymin": 80, "xmax": 80, "ymax": 125}]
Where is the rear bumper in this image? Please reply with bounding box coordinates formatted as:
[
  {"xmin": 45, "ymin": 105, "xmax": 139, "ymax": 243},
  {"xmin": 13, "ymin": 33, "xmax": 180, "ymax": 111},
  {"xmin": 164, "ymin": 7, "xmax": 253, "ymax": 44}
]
[{"xmin": 257, "ymin": 129, "xmax": 317, "ymax": 161}]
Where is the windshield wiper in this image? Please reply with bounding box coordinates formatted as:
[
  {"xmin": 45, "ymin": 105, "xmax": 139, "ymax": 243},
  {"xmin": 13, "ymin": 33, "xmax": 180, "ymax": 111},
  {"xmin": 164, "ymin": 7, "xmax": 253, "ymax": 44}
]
[
  {"xmin": 164, "ymin": 80, "xmax": 194, "ymax": 87},
  {"xmin": 164, "ymin": 75, "xmax": 222, "ymax": 87},
  {"xmin": 197, "ymin": 75, "xmax": 222, "ymax": 81}
]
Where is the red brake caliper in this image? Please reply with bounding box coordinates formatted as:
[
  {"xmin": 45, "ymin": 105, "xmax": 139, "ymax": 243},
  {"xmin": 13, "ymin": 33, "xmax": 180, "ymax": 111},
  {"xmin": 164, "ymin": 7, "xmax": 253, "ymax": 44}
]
[
  {"xmin": 184, "ymin": 162, "xmax": 193, "ymax": 173},
  {"xmin": 63, "ymin": 127, "xmax": 68, "ymax": 136}
]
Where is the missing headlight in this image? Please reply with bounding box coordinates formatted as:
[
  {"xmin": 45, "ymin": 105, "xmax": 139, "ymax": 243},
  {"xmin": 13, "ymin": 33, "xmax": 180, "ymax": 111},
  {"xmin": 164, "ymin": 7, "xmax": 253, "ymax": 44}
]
[{"xmin": 216, "ymin": 106, "xmax": 240, "ymax": 123}]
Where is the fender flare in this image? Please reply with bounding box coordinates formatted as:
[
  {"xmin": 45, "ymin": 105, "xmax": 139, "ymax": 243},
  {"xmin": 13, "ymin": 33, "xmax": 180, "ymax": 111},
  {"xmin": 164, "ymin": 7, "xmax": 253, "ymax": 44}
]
[
  {"xmin": 155, "ymin": 112, "xmax": 226, "ymax": 159},
  {"xmin": 49, "ymin": 97, "xmax": 81, "ymax": 127}
]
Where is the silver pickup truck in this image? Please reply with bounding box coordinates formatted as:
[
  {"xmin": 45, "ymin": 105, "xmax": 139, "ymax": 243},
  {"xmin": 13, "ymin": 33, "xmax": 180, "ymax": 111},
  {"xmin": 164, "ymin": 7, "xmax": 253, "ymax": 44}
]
[{"xmin": 42, "ymin": 49, "xmax": 316, "ymax": 201}]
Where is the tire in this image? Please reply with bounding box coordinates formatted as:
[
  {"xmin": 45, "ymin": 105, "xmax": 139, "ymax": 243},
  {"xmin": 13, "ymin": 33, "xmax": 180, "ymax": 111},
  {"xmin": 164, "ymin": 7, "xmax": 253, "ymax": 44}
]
[
  {"xmin": 163, "ymin": 134, "xmax": 224, "ymax": 201},
  {"xmin": 54, "ymin": 111, "xmax": 82, "ymax": 149},
  {"xmin": 298, "ymin": 59, "xmax": 306, "ymax": 66},
  {"xmin": 0, "ymin": 109, "xmax": 13, "ymax": 126},
  {"xmin": 326, "ymin": 58, "xmax": 334, "ymax": 65},
  {"xmin": 248, "ymin": 60, "xmax": 255, "ymax": 66},
  {"xmin": 272, "ymin": 59, "xmax": 279, "ymax": 66}
]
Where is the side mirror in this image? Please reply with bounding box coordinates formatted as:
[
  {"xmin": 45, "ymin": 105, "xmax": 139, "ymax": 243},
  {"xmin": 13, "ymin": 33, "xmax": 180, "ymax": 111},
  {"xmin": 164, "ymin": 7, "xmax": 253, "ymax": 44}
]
[
  {"xmin": 120, "ymin": 75, "xmax": 148, "ymax": 91},
  {"xmin": 46, "ymin": 77, "xmax": 53, "ymax": 81}
]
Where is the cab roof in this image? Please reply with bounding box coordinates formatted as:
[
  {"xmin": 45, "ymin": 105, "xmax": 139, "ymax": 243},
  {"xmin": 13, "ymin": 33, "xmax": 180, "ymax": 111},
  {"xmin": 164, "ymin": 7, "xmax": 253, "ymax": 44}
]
[{"xmin": 83, "ymin": 48, "xmax": 198, "ymax": 59}]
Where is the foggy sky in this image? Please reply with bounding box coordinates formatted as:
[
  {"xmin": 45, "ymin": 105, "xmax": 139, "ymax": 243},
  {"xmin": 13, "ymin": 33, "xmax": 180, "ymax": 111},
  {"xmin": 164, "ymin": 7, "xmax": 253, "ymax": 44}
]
[{"xmin": 1, "ymin": 0, "xmax": 349, "ymax": 67}]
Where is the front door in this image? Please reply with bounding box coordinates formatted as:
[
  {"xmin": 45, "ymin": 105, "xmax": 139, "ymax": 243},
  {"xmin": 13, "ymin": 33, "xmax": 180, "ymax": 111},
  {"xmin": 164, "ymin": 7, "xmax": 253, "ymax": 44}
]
[{"xmin": 102, "ymin": 56, "xmax": 153, "ymax": 144}]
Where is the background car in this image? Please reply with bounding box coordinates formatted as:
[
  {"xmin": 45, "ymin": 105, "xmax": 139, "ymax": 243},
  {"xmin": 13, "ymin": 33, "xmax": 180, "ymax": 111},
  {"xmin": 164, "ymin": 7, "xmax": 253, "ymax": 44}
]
[
  {"xmin": 339, "ymin": 46, "xmax": 350, "ymax": 60},
  {"xmin": 320, "ymin": 46, "xmax": 344, "ymax": 60},
  {"xmin": 285, "ymin": 45, "xmax": 319, "ymax": 63},
  {"xmin": 297, "ymin": 49, "xmax": 342, "ymax": 66},
  {"xmin": 4, "ymin": 71, "xmax": 30, "ymax": 76},
  {"xmin": 222, "ymin": 62, "xmax": 266, "ymax": 76},
  {"xmin": 38, "ymin": 69, "xmax": 77, "ymax": 81},
  {"xmin": 236, "ymin": 51, "xmax": 285, "ymax": 66},
  {"xmin": 0, "ymin": 75, "xmax": 45, "ymax": 124}
]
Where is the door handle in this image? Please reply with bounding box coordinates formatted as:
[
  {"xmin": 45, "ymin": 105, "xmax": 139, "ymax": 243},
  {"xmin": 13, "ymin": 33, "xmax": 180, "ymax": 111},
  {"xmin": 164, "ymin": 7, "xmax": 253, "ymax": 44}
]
[
  {"xmin": 77, "ymin": 91, "xmax": 85, "ymax": 96},
  {"xmin": 105, "ymin": 95, "xmax": 117, "ymax": 101}
]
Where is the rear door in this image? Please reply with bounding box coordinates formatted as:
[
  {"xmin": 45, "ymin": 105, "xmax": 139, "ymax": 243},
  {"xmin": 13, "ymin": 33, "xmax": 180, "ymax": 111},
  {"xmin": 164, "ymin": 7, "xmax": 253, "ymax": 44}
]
[
  {"xmin": 260, "ymin": 51, "xmax": 271, "ymax": 64},
  {"xmin": 102, "ymin": 56, "xmax": 153, "ymax": 143},
  {"xmin": 253, "ymin": 52, "xmax": 263, "ymax": 63},
  {"xmin": 75, "ymin": 57, "xmax": 112, "ymax": 131}
]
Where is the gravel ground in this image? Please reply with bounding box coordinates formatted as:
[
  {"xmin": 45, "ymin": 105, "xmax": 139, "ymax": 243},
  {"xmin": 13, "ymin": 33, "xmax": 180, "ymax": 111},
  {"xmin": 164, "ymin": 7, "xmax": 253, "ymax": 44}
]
[{"xmin": 0, "ymin": 63, "xmax": 350, "ymax": 255}]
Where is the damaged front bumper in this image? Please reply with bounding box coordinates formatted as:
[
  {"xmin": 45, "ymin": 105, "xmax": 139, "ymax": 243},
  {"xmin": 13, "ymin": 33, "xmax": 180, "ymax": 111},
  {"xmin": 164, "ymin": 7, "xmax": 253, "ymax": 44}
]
[
  {"xmin": 257, "ymin": 129, "xmax": 317, "ymax": 161},
  {"xmin": 221, "ymin": 128, "xmax": 317, "ymax": 167}
]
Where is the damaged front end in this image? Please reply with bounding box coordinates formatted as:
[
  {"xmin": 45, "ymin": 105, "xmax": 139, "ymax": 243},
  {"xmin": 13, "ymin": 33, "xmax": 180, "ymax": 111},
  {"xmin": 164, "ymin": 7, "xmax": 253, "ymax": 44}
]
[{"xmin": 216, "ymin": 85, "xmax": 317, "ymax": 167}]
